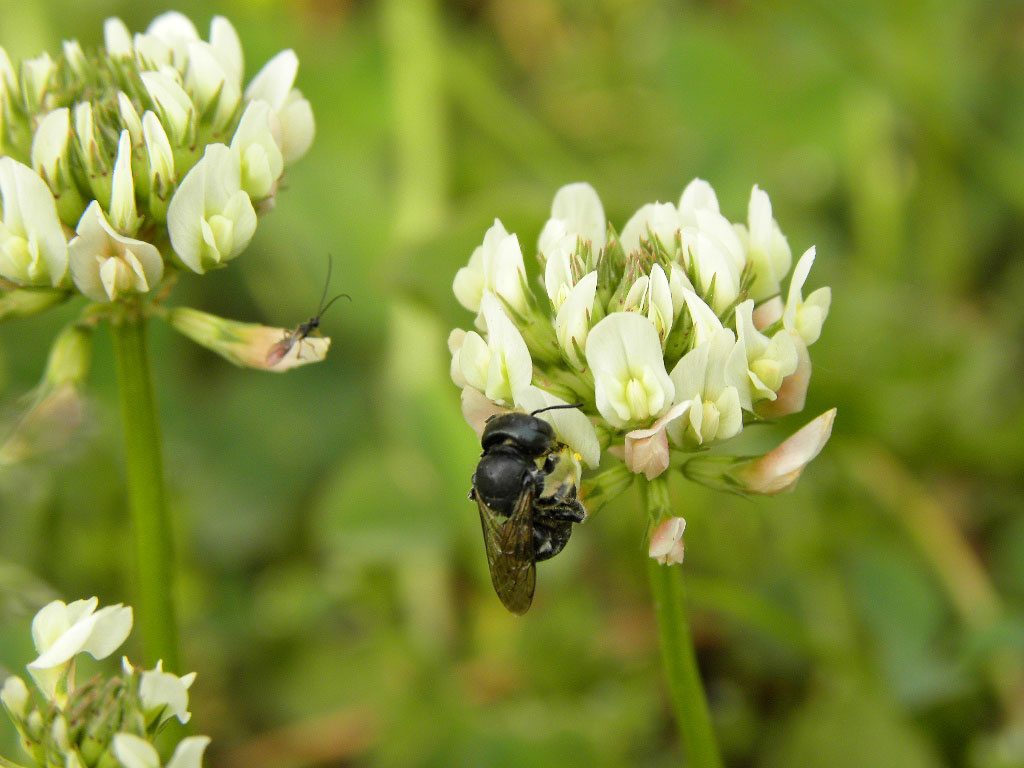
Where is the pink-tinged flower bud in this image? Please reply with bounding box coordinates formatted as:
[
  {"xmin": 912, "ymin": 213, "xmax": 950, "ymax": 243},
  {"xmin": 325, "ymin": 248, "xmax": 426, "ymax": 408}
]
[
  {"xmin": 649, "ymin": 517, "xmax": 686, "ymax": 565},
  {"xmin": 167, "ymin": 306, "xmax": 329, "ymax": 372},
  {"xmin": 735, "ymin": 408, "xmax": 836, "ymax": 495}
]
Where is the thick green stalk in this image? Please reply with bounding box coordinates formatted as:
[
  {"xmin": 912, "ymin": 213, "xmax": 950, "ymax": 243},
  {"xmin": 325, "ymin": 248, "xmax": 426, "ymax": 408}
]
[
  {"xmin": 642, "ymin": 478, "xmax": 723, "ymax": 767},
  {"xmin": 110, "ymin": 313, "xmax": 180, "ymax": 671}
]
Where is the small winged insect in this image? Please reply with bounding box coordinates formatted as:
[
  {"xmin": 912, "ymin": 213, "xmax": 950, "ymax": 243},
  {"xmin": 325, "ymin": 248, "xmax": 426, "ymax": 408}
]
[
  {"xmin": 470, "ymin": 405, "xmax": 587, "ymax": 614},
  {"xmin": 266, "ymin": 255, "xmax": 350, "ymax": 366}
]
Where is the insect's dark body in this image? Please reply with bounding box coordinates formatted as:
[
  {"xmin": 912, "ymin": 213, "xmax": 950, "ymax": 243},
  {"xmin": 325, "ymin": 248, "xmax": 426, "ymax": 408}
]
[
  {"xmin": 265, "ymin": 256, "xmax": 349, "ymax": 366},
  {"xmin": 471, "ymin": 411, "xmax": 586, "ymax": 614}
]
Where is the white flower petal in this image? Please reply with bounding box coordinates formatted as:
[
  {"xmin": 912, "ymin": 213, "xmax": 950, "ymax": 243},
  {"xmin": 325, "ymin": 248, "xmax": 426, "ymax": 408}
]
[
  {"xmin": 481, "ymin": 293, "xmax": 532, "ymax": 403},
  {"xmin": 554, "ymin": 270, "xmax": 597, "ymax": 367},
  {"xmin": 678, "ymin": 178, "xmax": 720, "ymax": 220},
  {"xmin": 112, "ymin": 734, "xmax": 162, "ymax": 768},
  {"xmin": 619, "ymin": 201, "xmax": 679, "ymax": 257},
  {"xmin": 548, "ymin": 182, "xmax": 606, "ymax": 250},
  {"xmin": 245, "ymin": 49, "xmax": 298, "ymax": 110},
  {"xmin": 166, "ymin": 736, "xmax": 211, "ymax": 768},
  {"xmin": 0, "ymin": 157, "xmax": 69, "ymax": 286}
]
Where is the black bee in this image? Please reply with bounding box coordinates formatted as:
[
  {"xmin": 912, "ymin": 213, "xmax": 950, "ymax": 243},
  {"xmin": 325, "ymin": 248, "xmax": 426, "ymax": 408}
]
[
  {"xmin": 471, "ymin": 405, "xmax": 587, "ymax": 614},
  {"xmin": 266, "ymin": 255, "xmax": 350, "ymax": 366}
]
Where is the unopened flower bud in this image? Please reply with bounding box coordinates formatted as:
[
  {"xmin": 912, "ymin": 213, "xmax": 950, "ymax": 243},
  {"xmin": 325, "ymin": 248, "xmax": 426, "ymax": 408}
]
[
  {"xmin": 140, "ymin": 69, "xmax": 195, "ymax": 146},
  {"xmin": 1, "ymin": 675, "xmax": 31, "ymax": 719},
  {"xmin": 118, "ymin": 93, "xmax": 144, "ymax": 144},
  {"xmin": 109, "ymin": 131, "xmax": 141, "ymax": 234},
  {"xmin": 649, "ymin": 517, "xmax": 686, "ymax": 565},
  {"xmin": 62, "ymin": 40, "xmax": 88, "ymax": 78},
  {"xmin": 43, "ymin": 322, "xmax": 92, "ymax": 388},
  {"xmin": 21, "ymin": 53, "xmax": 55, "ymax": 111},
  {"xmin": 0, "ymin": 287, "xmax": 67, "ymax": 320},
  {"xmin": 104, "ymin": 17, "xmax": 134, "ymax": 58}
]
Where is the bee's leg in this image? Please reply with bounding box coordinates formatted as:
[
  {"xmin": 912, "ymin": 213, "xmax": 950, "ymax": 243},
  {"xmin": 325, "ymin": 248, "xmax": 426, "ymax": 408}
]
[
  {"xmin": 534, "ymin": 494, "xmax": 586, "ymax": 524},
  {"xmin": 531, "ymin": 518, "xmax": 572, "ymax": 562}
]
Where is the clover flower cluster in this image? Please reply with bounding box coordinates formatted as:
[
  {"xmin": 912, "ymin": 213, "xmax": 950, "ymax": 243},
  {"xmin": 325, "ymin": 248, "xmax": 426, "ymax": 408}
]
[
  {"xmin": 0, "ymin": 11, "xmax": 312, "ymax": 299},
  {"xmin": 1, "ymin": 598, "xmax": 207, "ymax": 768},
  {"xmin": 449, "ymin": 180, "xmax": 836, "ymax": 535}
]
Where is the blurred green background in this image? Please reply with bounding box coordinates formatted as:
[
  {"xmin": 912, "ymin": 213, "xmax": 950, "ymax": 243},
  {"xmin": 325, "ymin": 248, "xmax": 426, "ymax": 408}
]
[{"xmin": 2, "ymin": 0, "xmax": 1024, "ymax": 765}]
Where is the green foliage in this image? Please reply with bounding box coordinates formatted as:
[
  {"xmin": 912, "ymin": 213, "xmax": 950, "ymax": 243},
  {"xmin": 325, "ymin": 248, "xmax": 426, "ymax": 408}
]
[{"xmin": 1, "ymin": 0, "xmax": 1023, "ymax": 765}]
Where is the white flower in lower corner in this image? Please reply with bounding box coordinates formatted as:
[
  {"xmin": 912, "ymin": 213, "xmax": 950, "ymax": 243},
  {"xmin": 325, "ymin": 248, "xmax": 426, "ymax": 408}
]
[
  {"xmin": 28, "ymin": 597, "xmax": 132, "ymax": 699},
  {"xmin": 113, "ymin": 733, "xmax": 210, "ymax": 768},
  {"xmin": 245, "ymin": 49, "xmax": 314, "ymax": 165},
  {"xmin": 0, "ymin": 157, "xmax": 69, "ymax": 287},
  {"xmin": 167, "ymin": 143, "xmax": 256, "ymax": 273},
  {"xmin": 649, "ymin": 517, "xmax": 685, "ymax": 565},
  {"xmin": 667, "ymin": 328, "xmax": 747, "ymax": 447},
  {"xmin": 586, "ymin": 312, "xmax": 674, "ymax": 429},
  {"xmin": 69, "ymin": 202, "xmax": 163, "ymax": 302},
  {"xmin": 783, "ymin": 246, "xmax": 831, "ymax": 346}
]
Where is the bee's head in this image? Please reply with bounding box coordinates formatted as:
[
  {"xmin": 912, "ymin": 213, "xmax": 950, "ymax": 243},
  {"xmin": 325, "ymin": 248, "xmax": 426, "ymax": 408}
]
[{"xmin": 481, "ymin": 411, "xmax": 555, "ymax": 456}]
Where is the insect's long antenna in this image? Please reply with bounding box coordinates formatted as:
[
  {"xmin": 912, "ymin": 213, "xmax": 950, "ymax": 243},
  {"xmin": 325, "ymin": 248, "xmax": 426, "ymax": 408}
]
[
  {"xmin": 317, "ymin": 292, "xmax": 352, "ymax": 318},
  {"xmin": 531, "ymin": 403, "xmax": 584, "ymax": 416},
  {"xmin": 317, "ymin": 254, "xmax": 334, "ymax": 314}
]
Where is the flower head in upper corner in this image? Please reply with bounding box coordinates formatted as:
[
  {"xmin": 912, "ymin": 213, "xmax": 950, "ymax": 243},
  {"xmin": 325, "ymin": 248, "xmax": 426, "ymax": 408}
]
[
  {"xmin": 0, "ymin": 11, "xmax": 324, "ymax": 433},
  {"xmin": 449, "ymin": 179, "xmax": 836, "ymax": 559}
]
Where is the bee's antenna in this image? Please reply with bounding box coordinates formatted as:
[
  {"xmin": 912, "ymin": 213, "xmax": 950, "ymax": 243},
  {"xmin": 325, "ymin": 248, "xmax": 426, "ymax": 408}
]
[{"xmin": 530, "ymin": 403, "xmax": 584, "ymax": 416}]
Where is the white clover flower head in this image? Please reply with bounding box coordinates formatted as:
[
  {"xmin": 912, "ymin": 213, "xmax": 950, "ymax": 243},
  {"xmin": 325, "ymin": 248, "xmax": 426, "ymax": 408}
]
[
  {"xmin": 649, "ymin": 517, "xmax": 686, "ymax": 565},
  {"xmin": 27, "ymin": 597, "xmax": 132, "ymax": 700},
  {"xmin": 138, "ymin": 660, "xmax": 197, "ymax": 726},
  {"xmin": 69, "ymin": 201, "xmax": 164, "ymax": 303},
  {"xmin": 449, "ymin": 179, "xmax": 834, "ymax": 519},
  {"xmin": 0, "ymin": 157, "xmax": 68, "ymax": 287},
  {"xmin": 167, "ymin": 143, "xmax": 256, "ymax": 273}
]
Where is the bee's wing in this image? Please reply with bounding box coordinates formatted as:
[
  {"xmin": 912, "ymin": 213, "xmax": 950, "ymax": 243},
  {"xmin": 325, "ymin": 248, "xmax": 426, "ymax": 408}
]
[{"xmin": 476, "ymin": 486, "xmax": 536, "ymax": 615}]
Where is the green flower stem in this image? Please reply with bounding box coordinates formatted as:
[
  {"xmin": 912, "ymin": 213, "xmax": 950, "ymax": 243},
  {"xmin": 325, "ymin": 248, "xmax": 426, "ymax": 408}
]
[
  {"xmin": 0, "ymin": 756, "xmax": 32, "ymax": 768},
  {"xmin": 641, "ymin": 478, "xmax": 722, "ymax": 768},
  {"xmin": 110, "ymin": 312, "xmax": 180, "ymax": 672}
]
